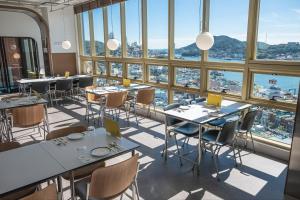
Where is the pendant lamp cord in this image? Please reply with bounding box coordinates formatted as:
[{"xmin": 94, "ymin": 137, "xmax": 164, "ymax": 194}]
[
  {"xmin": 110, "ymin": 0, "xmax": 114, "ymax": 39},
  {"xmin": 199, "ymin": 0, "xmax": 202, "ymax": 32},
  {"xmin": 138, "ymin": 0, "xmax": 141, "ymax": 49},
  {"xmin": 62, "ymin": 8, "xmax": 66, "ymax": 40}
]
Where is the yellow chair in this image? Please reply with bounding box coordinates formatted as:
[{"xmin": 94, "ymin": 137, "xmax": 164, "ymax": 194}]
[
  {"xmin": 104, "ymin": 117, "xmax": 121, "ymax": 138},
  {"xmin": 207, "ymin": 93, "xmax": 222, "ymax": 107},
  {"xmin": 123, "ymin": 78, "xmax": 131, "ymax": 87},
  {"xmin": 64, "ymin": 71, "xmax": 70, "ymax": 78}
]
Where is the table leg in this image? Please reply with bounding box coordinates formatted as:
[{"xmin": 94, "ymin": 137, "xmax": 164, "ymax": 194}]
[
  {"xmin": 57, "ymin": 176, "xmax": 63, "ymax": 199},
  {"xmin": 70, "ymin": 171, "xmax": 75, "ymax": 200},
  {"xmin": 197, "ymin": 124, "xmax": 203, "ymax": 175},
  {"xmin": 164, "ymin": 115, "xmax": 168, "ymax": 161},
  {"xmin": 132, "ymin": 150, "xmax": 135, "ymax": 156},
  {"xmin": 44, "ymin": 104, "xmax": 50, "ymax": 135}
]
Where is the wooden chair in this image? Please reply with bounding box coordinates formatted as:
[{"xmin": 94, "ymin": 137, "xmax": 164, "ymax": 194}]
[
  {"xmin": 104, "ymin": 117, "xmax": 121, "ymax": 138},
  {"xmin": 46, "ymin": 125, "xmax": 105, "ymax": 198},
  {"xmin": 0, "ymin": 141, "xmax": 38, "ymax": 200},
  {"xmin": 128, "ymin": 88, "xmax": 156, "ymax": 125},
  {"xmin": 85, "ymin": 86, "xmax": 102, "ymax": 123},
  {"xmin": 75, "ymin": 154, "xmax": 140, "ymax": 200},
  {"xmin": 11, "ymin": 104, "xmax": 48, "ymax": 140},
  {"xmin": 20, "ymin": 184, "xmax": 57, "ymax": 200}
]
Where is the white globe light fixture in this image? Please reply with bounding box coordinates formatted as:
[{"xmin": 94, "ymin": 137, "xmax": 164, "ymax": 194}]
[
  {"xmin": 13, "ymin": 53, "xmax": 21, "ymax": 59},
  {"xmin": 107, "ymin": 38, "xmax": 119, "ymax": 51},
  {"xmin": 196, "ymin": 32, "xmax": 214, "ymax": 50},
  {"xmin": 62, "ymin": 40, "xmax": 71, "ymax": 50}
]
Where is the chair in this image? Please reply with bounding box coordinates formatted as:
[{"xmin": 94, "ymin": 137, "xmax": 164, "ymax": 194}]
[
  {"xmin": 11, "ymin": 104, "xmax": 48, "ymax": 140},
  {"xmin": 54, "ymin": 79, "xmax": 73, "ymax": 105},
  {"xmin": 20, "ymin": 184, "xmax": 57, "ymax": 200},
  {"xmin": 30, "ymin": 81, "xmax": 52, "ymax": 106},
  {"xmin": 201, "ymin": 120, "xmax": 241, "ymax": 180},
  {"xmin": 75, "ymin": 154, "xmax": 140, "ymax": 200},
  {"xmin": 85, "ymin": 86, "xmax": 102, "ymax": 123},
  {"xmin": 104, "ymin": 117, "xmax": 121, "ymax": 137},
  {"xmin": 79, "ymin": 77, "xmax": 94, "ymax": 89},
  {"xmin": 127, "ymin": 88, "xmax": 155, "ymax": 125},
  {"xmin": 237, "ymin": 110, "xmax": 258, "ymax": 152},
  {"xmin": 0, "ymin": 142, "xmax": 38, "ymax": 200},
  {"xmin": 46, "ymin": 125, "xmax": 105, "ymax": 198},
  {"xmin": 72, "ymin": 78, "xmax": 80, "ymax": 98}
]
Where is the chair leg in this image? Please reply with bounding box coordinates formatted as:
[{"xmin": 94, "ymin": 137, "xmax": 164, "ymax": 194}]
[
  {"xmin": 174, "ymin": 134, "xmax": 183, "ymax": 166},
  {"xmin": 69, "ymin": 171, "xmax": 75, "ymax": 200},
  {"xmin": 249, "ymin": 131, "xmax": 255, "ymax": 153},
  {"xmin": 134, "ymin": 179, "xmax": 140, "ymax": 200}
]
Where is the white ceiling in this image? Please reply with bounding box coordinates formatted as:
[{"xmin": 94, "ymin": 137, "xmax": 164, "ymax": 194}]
[{"xmin": 0, "ymin": 0, "xmax": 88, "ymax": 8}]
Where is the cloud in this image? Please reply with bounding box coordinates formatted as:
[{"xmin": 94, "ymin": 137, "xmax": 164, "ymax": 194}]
[{"xmin": 292, "ymin": 9, "xmax": 300, "ymax": 15}]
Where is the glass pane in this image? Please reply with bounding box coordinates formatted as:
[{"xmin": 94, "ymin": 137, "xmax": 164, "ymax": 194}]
[
  {"xmin": 252, "ymin": 107, "xmax": 294, "ymax": 145},
  {"xmin": 82, "ymin": 61, "xmax": 93, "ymax": 74},
  {"xmin": 82, "ymin": 12, "xmax": 91, "ymax": 56},
  {"xmin": 96, "ymin": 61, "xmax": 106, "ymax": 75},
  {"xmin": 155, "ymin": 88, "xmax": 168, "ymax": 108},
  {"xmin": 127, "ymin": 64, "xmax": 143, "ymax": 80},
  {"xmin": 252, "ymin": 73, "xmax": 300, "ymax": 103},
  {"xmin": 209, "ymin": 0, "xmax": 249, "ymax": 62},
  {"xmin": 147, "ymin": 0, "xmax": 168, "ymax": 58},
  {"xmin": 174, "ymin": 0, "xmax": 201, "ymax": 61},
  {"xmin": 96, "ymin": 77, "xmax": 107, "ymax": 86},
  {"xmin": 208, "ymin": 70, "xmax": 243, "ymax": 95},
  {"xmin": 148, "ymin": 65, "xmax": 168, "ymax": 84},
  {"xmin": 93, "ymin": 8, "xmax": 105, "ymax": 56},
  {"xmin": 126, "ymin": 0, "xmax": 142, "ymax": 57},
  {"xmin": 257, "ymin": 0, "xmax": 300, "ymax": 60},
  {"xmin": 173, "ymin": 91, "xmax": 199, "ymax": 104},
  {"xmin": 107, "ymin": 3, "xmax": 122, "ymax": 57},
  {"xmin": 175, "ymin": 67, "xmax": 200, "ymax": 89},
  {"xmin": 110, "ymin": 62, "xmax": 123, "ymax": 77}
]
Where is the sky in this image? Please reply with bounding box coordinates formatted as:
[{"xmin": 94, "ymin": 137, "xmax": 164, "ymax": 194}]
[{"xmin": 85, "ymin": 0, "xmax": 300, "ymax": 49}]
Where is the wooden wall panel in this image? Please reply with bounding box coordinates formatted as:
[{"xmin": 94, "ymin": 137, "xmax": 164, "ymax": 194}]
[{"xmin": 51, "ymin": 53, "xmax": 77, "ymax": 76}]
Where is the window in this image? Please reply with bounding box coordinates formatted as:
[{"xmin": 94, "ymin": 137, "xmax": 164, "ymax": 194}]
[
  {"xmin": 127, "ymin": 64, "xmax": 143, "ymax": 80},
  {"xmin": 125, "ymin": 0, "xmax": 142, "ymax": 57},
  {"xmin": 107, "ymin": 3, "xmax": 122, "ymax": 57},
  {"xmin": 110, "ymin": 62, "xmax": 123, "ymax": 77},
  {"xmin": 257, "ymin": 0, "xmax": 300, "ymax": 60},
  {"xmin": 148, "ymin": 65, "xmax": 168, "ymax": 84},
  {"xmin": 147, "ymin": 0, "xmax": 168, "ymax": 58},
  {"xmin": 209, "ymin": 0, "xmax": 249, "ymax": 62},
  {"xmin": 93, "ymin": 8, "xmax": 105, "ymax": 56},
  {"xmin": 252, "ymin": 107, "xmax": 294, "ymax": 145},
  {"xmin": 81, "ymin": 61, "xmax": 93, "ymax": 74},
  {"xmin": 174, "ymin": 67, "xmax": 200, "ymax": 89},
  {"xmin": 96, "ymin": 61, "xmax": 106, "ymax": 75},
  {"xmin": 173, "ymin": 90, "xmax": 199, "ymax": 104},
  {"xmin": 252, "ymin": 73, "xmax": 300, "ymax": 103},
  {"xmin": 174, "ymin": 0, "xmax": 201, "ymax": 61},
  {"xmin": 82, "ymin": 11, "xmax": 91, "ymax": 56},
  {"xmin": 96, "ymin": 77, "xmax": 107, "ymax": 86},
  {"xmin": 155, "ymin": 88, "xmax": 168, "ymax": 108},
  {"xmin": 208, "ymin": 70, "xmax": 243, "ymax": 95}
]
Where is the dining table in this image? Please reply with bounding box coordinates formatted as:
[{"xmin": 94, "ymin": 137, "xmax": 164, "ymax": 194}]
[
  {"xmin": 163, "ymin": 99, "xmax": 252, "ymax": 173},
  {"xmin": 0, "ymin": 128, "xmax": 139, "ymax": 200},
  {"xmin": 0, "ymin": 96, "xmax": 49, "ymax": 142}
]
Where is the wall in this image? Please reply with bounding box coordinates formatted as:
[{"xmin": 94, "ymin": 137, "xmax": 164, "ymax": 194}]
[{"xmin": 0, "ymin": 11, "xmax": 44, "ymax": 69}]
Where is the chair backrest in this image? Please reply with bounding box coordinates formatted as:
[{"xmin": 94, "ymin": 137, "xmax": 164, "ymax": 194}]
[
  {"xmin": 240, "ymin": 110, "xmax": 257, "ymax": 132},
  {"xmin": 104, "ymin": 118, "xmax": 121, "ymax": 137},
  {"xmin": 136, "ymin": 88, "xmax": 155, "ymax": 105},
  {"xmin": 56, "ymin": 79, "xmax": 73, "ymax": 91},
  {"xmin": 12, "ymin": 104, "xmax": 45, "ymax": 128},
  {"xmin": 20, "ymin": 184, "xmax": 57, "ymax": 200},
  {"xmin": 207, "ymin": 93, "xmax": 222, "ymax": 107},
  {"xmin": 163, "ymin": 103, "xmax": 182, "ymax": 126},
  {"xmin": 46, "ymin": 125, "xmax": 87, "ymax": 140},
  {"xmin": 79, "ymin": 77, "xmax": 93, "ymax": 88},
  {"xmin": 105, "ymin": 91, "xmax": 127, "ymax": 108},
  {"xmin": 217, "ymin": 120, "xmax": 238, "ymax": 144},
  {"xmin": 89, "ymin": 154, "xmax": 139, "ymax": 199},
  {"xmin": 85, "ymin": 86, "xmax": 99, "ymax": 102},
  {"xmin": 31, "ymin": 81, "xmax": 50, "ymax": 94},
  {"xmin": 0, "ymin": 141, "xmax": 21, "ymax": 152}
]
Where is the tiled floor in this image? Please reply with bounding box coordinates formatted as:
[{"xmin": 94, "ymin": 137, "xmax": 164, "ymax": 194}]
[{"xmin": 13, "ymin": 100, "xmax": 288, "ymax": 200}]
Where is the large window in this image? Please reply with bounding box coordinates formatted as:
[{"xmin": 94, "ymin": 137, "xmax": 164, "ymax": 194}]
[
  {"xmin": 125, "ymin": 0, "xmax": 142, "ymax": 58},
  {"xmin": 82, "ymin": 11, "xmax": 91, "ymax": 56},
  {"xmin": 147, "ymin": 0, "xmax": 168, "ymax": 58},
  {"xmin": 174, "ymin": 0, "xmax": 201, "ymax": 61},
  {"xmin": 127, "ymin": 64, "xmax": 143, "ymax": 80},
  {"xmin": 252, "ymin": 73, "xmax": 300, "ymax": 103},
  {"xmin": 154, "ymin": 88, "xmax": 168, "ymax": 108},
  {"xmin": 93, "ymin": 8, "xmax": 105, "ymax": 56},
  {"xmin": 252, "ymin": 107, "xmax": 294, "ymax": 145},
  {"xmin": 209, "ymin": 0, "xmax": 249, "ymax": 62},
  {"xmin": 174, "ymin": 67, "xmax": 200, "ymax": 89},
  {"xmin": 173, "ymin": 90, "xmax": 199, "ymax": 104},
  {"xmin": 81, "ymin": 61, "xmax": 93, "ymax": 74},
  {"xmin": 257, "ymin": 0, "xmax": 300, "ymax": 60},
  {"xmin": 110, "ymin": 62, "xmax": 123, "ymax": 77},
  {"xmin": 107, "ymin": 4, "xmax": 122, "ymax": 57},
  {"xmin": 148, "ymin": 65, "xmax": 168, "ymax": 84},
  {"xmin": 96, "ymin": 61, "xmax": 106, "ymax": 75},
  {"xmin": 208, "ymin": 70, "xmax": 243, "ymax": 96}
]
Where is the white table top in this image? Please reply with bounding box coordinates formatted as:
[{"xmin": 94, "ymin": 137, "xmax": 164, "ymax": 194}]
[
  {"xmin": 17, "ymin": 75, "xmax": 91, "ymax": 84},
  {"xmin": 0, "ymin": 128, "xmax": 139, "ymax": 197},
  {"xmin": 86, "ymin": 84, "xmax": 151, "ymax": 95},
  {"xmin": 164, "ymin": 100, "xmax": 252, "ymax": 124}
]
